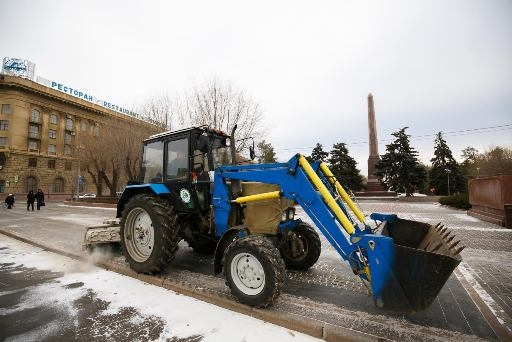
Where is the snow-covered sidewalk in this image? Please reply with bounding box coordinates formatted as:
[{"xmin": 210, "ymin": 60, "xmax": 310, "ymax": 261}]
[{"xmin": 0, "ymin": 234, "xmax": 320, "ymax": 342}]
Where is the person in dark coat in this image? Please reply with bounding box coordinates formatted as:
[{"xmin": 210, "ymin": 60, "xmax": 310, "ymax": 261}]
[
  {"xmin": 35, "ymin": 189, "xmax": 45, "ymax": 210},
  {"xmin": 27, "ymin": 190, "xmax": 35, "ymax": 211},
  {"xmin": 5, "ymin": 194, "xmax": 15, "ymax": 209}
]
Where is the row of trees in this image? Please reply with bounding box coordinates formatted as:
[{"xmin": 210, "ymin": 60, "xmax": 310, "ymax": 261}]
[
  {"xmin": 81, "ymin": 119, "xmax": 159, "ymax": 196},
  {"xmin": 293, "ymin": 127, "xmax": 511, "ymax": 197},
  {"xmin": 374, "ymin": 128, "xmax": 512, "ymax": 196}
]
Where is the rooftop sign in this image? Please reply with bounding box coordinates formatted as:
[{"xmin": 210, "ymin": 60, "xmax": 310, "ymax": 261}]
[
  {"xmin": 2, "ymin": 57, "xmax": 162, "ymax": 126},
  {"xmin": 2, "ymin": 57, "xmax": 35, "ymax": 80},
  {"xmin": 36, "ymin": 76, "xmax": 139, "ymax": 118}
]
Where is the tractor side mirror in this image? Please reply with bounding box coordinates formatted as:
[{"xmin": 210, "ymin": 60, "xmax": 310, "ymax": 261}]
[{"xmin": 249, "ymin": 144, "xmax": 255, "ymax": 160}]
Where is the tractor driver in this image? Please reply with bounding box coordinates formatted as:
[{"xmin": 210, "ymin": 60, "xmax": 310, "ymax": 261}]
[{"xmin": 167, "ymin": 149, "xmax": 188, "ymax": 180}]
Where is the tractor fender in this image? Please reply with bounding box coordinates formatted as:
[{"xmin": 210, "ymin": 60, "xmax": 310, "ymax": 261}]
[
  {"xmin": 116, "ymin": 184, "xmax": 171, "ymax": 218},
  {"xmin": 213, "ymin": 226, "xmax": 249, "ymax": 275}
]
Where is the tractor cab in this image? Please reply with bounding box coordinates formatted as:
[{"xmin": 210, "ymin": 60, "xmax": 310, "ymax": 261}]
[
  {"xmin": 140, "ymin": 126, "xmax": 232, "ymax": 185},
  {"xmin": 117, "ymin": 126, "xmax": 233, "ymax": 217}
]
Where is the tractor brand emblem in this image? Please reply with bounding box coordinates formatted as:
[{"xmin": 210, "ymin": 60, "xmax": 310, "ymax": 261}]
[{"xmin": 180, "ymin": 188, "xmax": 191, "ymax": 204}]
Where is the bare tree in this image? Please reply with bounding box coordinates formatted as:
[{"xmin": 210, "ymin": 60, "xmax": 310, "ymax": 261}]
[
  {"xmin": 82, "ymin": 118, "xmax": 161, "ymax": 196},
  {"xmin": 137, "ymin": 78, "xmax": 264, "ymax": 158},
  {"xmin": 138, "ymin": 94, "xmax": 188, "ymax": 131},
  {"xmin": 184, "ymin": 78, "xmax": 263, "ymax": 153}
]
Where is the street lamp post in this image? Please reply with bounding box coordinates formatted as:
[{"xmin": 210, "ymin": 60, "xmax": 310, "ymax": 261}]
[
  {"xmin": 73, "ymin": 132, "xmax": 82, "ymax": 201},
  {"xmin": 445, "ymin": 168, "xmax": 452, "ymax": 196},
  {"xmin": 76, "ymin": 154, "xmax": 80, "ymax": 201}
]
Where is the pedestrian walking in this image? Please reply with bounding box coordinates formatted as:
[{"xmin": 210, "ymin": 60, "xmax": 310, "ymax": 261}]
[
  {"xmin": 27, "ymin": 190, "xmax": 35, "ymax": 211},
  {"xmin": 5, "ymin": 193, "xmax": 15, "ymax": 209},
  {"xmin": 35, "ymin": 189, "xmax": 45, "ymax": 210}
]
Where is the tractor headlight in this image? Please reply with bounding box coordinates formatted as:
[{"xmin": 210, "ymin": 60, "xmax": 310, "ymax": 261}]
[
  {"xmin": 281, "ymin": 207, "xmax": 295, "ymax": 222},
  {"xmin": 281, "ymin": 211, "xmax": 287, "ymax": 222}
]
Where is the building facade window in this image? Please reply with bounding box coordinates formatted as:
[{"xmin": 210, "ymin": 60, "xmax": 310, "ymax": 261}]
[
  {"xmin": 28, "ymin": 140, "xmax": 39, "ymax": 152},
  {"xmin": 49, "ymin": 129, "xmax": 57, "ymax": 139},
  {"xmin": 81, "ymin": 122, "xmax": 88, "ymax": 131},
  {"xmin": 30, "ymin": 109, "xmax": 41, "ymax": 123},
  {"xmin": 26, "ymin": 176, "xmax": 37, "ymax": 192},
  {"xmin": 29, "ymin": 125, "xmax": 40, "ymax": 139},
  {"xmin": 0, "ymin": 137, "xmax": 7, "ymax": 148},
  {"xmin": 50, "ymin": 113, "xmax": 58, "ymax": 125},
  {"xmin": 53, "ymin": 177, "xmax": 65, "ymax": 193},
  {"xmin": 0, "ymin": 180, "xmax": 5, "ymax": 193},
  {"xmin": 1, "ymin": 104, "xmax": 11, "ymax": 114},
  {"xmin": 0, "ymin": 120, "xmax": 8, "ymax": 130},
  {"xmin": 28, "ymin": 158, "xmax": 37, "ymax": 167},
  {"xmin": 64, "ymin": 145, "xmax": 72, "ymax": 156},
  {"xmin": 48, "ymin": 144, "xmax": 56, "ymax": 155},
  {"xmin": 48, "ymin": 159, "xmax": 56, "ymax": 169},
  {"xmin": 66, "ymin": 118, "xmax": 74, "ymax": 131},
  {"xmin": 64, "ymin": 132, "xmax": 74, "ymax": 144},
  {"xmin": 93, "ymin": 125, "xmax": 100, "ymax": 136},
  {"xmin": 65, "ymin": 161, "xmax": 72, "ymax": 170}
]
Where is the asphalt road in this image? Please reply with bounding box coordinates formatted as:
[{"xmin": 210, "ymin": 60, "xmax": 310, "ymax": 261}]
[{"xmin": 1, "ymin": 200, "xmax": 511, "ymax": 341}]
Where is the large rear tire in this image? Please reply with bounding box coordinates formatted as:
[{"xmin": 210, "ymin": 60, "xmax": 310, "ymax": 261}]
[
  {"xmin": 120, "ymin": 194, "xmax": 180, "ymax": 273},
  {"xmin": 224, "ymin": 235, "xmax": 285, "ymax": 308},
  {"xmin": 279, "ymin": 222, "xmax": 321, "ymax": 271}
]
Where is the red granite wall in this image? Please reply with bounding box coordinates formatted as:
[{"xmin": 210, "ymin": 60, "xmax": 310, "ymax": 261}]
[{"xmin": 468, "ymin": 175, "xmax": 512, "ymax": 227}]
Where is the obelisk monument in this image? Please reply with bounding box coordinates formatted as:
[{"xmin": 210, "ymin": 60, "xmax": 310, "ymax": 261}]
[{"xmin": 365, "ymin": 93, "xmax": 387, "ymax": 192}]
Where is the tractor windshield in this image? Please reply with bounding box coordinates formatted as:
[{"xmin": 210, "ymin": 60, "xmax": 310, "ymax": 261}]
[
  {"xmin": 211, "ymin": 137, "xmax": 232, "ymax": 169},
  {"xmin": 196, "ymin": 133, "xmax": 232, "ymax": 171}
]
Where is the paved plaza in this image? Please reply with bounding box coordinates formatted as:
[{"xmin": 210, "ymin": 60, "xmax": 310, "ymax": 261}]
[{"xmin": 1, "ymin": 199, "xmax": 511, "ymax": 341}]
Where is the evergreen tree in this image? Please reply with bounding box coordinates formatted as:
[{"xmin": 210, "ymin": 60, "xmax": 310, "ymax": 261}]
[
  {"xmin": 375, "ymin": 127, "xmax": 427, "ymax": 196},
  {"xmin": 429, "ymin": 132, "xmax": 465, "ymax": 195},
  {"xmin": 256, "ymin": 140, "xmax": 277, "ymax": 163},
  {"xmin": 307, "ymin": 143, "xmax": 329, "ymax": 163},
  {"xmin": 328, "ymin": 143, "xmax": 364, "ymax": 191}
]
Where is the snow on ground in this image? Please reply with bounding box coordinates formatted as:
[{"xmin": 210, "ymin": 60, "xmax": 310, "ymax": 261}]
[
  {"xmin": 46, "ymin": 213, "xmax": 107, "ymax": 226},
  {"xmin": 457, "ymin": 262, "xmax": 507, "ymax": 327},
  {"xmin": 57, "ymin": 204, "xmax": 117, "ymax": 211},
  {"xmin": 0, "ymin": 235, "xmax": 320, "ymax": 342}
]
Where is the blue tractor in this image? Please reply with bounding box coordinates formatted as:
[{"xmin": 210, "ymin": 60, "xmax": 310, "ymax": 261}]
[{"xmin": 90, "ymin": 125, "xmax": 463, "ymax": 311}]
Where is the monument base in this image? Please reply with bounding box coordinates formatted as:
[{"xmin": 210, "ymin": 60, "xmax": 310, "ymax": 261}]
[{"xmin": 355, "ymin": 179, "xmax": 396, "ymax": 197}]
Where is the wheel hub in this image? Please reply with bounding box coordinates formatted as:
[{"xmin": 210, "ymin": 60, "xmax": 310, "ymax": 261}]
[
  {"xmin": 125, "ymin": 208, "xmax": 154, "ymax": 262},
  {"xmin": 232, "ymin": 253, "xmax": 265, "ymax": 294},
  {"xmin": 285, "ymin": 232, "xmax": 306, "ymax": 259}
]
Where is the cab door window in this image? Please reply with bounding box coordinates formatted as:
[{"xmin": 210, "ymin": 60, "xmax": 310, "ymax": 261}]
[
  {"xmin": 166, "ymin": 138, "xmax": 189, "ymax": 180},
  {"xmin": 142, "ymin": 140, "xmax": 164, "ymax": 183}
]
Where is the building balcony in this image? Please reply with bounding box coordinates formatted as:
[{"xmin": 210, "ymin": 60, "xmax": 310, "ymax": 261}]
[{"xmin": 29, "ymin": 117, "xmax": 42, "ymax": 124}]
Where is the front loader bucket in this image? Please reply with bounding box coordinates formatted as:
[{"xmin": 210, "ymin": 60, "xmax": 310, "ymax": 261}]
[{"xmin": 367, "ymin": 217, "xmax": 463, "ymax": 312}]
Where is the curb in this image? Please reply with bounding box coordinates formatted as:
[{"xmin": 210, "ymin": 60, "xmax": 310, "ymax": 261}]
[{"xmin": 0, "ymin": 228, "xmax": 384, "ymax": 341}]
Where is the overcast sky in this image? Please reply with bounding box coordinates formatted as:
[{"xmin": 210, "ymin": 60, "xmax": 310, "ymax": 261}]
[{"xmin": 2, "ymin": 0, "xmax": 511, "ymax": 175}]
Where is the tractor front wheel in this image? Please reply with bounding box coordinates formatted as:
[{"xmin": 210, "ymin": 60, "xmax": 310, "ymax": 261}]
[
  {"xmin": 224, "ymin": 235, "xmax": 285, "ymax": 308},
  {"xmin": 120, "ymin": 194, "xmax": 180, "ymax": 274},
  {"xmin": 279, "ymin": 222, "xmax": 321, "ymax": 271}
]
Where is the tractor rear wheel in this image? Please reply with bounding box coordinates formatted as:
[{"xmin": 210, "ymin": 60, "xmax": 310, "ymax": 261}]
[
  {"xmin": 120, "ymin": 194, "xmax": 180, "ymax": 274},
  {"xmin": 279, "ymin": 222, "xmax": 321, "ymax": 271},
  {"xmin": 224, "ymin": 235, "xmax": 285, "ymax": 308}
]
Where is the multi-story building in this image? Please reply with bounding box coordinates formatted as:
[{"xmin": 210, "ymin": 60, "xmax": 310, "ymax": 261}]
[{"xmin": 0, "ymin": 73, "xmax": 154, "ymax": 200}]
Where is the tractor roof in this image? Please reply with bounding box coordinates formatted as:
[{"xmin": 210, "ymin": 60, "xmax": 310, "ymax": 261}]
[{"xmin": 145, "ymin": 126, "xmax": 229, "ymax": 143}]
